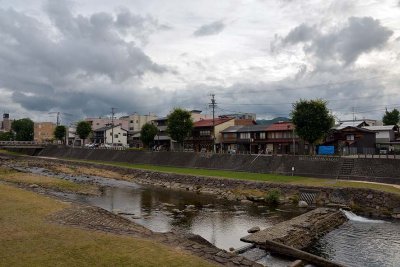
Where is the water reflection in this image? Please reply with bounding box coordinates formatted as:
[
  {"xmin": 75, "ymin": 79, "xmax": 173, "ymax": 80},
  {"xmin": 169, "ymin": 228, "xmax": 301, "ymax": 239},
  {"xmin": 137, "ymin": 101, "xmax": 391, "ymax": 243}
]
[{"xmin": 84, "ymin": 185, "xmax": 301, "ymax": 250}]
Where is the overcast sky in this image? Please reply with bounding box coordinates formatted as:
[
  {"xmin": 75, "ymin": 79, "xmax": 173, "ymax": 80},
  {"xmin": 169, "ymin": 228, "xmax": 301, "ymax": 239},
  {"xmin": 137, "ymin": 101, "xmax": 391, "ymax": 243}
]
[{"xmin": 0, "ymin": 0, "xmax": 399, "ymax": 124}]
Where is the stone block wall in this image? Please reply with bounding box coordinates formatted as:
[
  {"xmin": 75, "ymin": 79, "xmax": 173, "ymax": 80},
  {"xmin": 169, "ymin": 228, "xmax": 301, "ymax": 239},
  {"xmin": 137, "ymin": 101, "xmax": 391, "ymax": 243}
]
[{"xmin": 15, "ymin": 146, "xmax": 400, "ymax": 184}]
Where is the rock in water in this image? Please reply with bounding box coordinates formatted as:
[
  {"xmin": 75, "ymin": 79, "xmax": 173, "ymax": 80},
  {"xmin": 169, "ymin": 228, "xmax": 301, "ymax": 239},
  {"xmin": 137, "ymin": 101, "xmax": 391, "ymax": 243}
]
[
  {"xmin": 247, "ymin": 226, "xmax": 261, "ymax": 233},
  {"xmin": 298, "ymin": 200, "xmax": 308, "ymax": 208}
]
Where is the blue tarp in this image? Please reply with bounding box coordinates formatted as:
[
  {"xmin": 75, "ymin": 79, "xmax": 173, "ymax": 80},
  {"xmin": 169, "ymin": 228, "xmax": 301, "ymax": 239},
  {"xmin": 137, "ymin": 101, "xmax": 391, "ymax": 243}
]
[{"xmin": 318, "ymin": 146, "xmax": 335, "ymax": 155}]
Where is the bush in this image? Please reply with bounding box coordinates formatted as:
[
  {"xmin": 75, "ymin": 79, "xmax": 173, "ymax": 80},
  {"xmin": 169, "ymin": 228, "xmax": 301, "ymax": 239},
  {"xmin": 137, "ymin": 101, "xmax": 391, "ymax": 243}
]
[
  {"xmin": 289, "ymin": 193, "xmax": 299, "ymax": 205},
  {"xmin": 265, "ymin": 189, "xmax": 281, "ymax": 205}
]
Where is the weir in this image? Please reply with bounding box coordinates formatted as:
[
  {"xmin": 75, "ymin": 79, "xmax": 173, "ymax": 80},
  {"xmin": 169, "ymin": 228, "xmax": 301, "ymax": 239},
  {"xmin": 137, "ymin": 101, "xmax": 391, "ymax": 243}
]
[
  {"xmin": 241, "ymin": 208, "xmax": 348, "ymax": 249},
  {"xmin": 241, "ymin": 208, "xmax": 348, "ymax": 266}
]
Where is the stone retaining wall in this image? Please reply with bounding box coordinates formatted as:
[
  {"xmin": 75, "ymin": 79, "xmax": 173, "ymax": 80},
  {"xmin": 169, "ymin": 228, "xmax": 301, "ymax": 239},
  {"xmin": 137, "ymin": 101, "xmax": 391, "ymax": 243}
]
[{"xmin": 30, "ymin": 146, "xmax": 400, "ymax": 184}]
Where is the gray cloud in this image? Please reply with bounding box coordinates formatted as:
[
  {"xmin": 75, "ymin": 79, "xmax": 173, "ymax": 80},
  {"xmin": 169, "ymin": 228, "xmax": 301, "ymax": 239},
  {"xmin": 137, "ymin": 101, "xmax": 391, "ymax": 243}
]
[
  {"xmin": 281, "ymin": 17, "xmax": 393, "ymax": 65},
  {"xmin": 0, "ymin": 0, "xmax": 171, "ymax": 120},
  {"xmin": 283, "ymin": 23, "xmax": 317, "ymax": 44},
  {"xmin": 193, "ymin": 20, "xmax": 225, "ymax": 37}
]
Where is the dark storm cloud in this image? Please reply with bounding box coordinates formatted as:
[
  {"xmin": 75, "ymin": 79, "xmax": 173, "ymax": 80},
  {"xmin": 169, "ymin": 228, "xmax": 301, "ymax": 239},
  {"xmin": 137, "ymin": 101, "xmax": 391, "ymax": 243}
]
[
  {"xmin": 0, "ymin": 0, "xmax": 170, "ymax": 117},
  {"xmin": 280, "ymin": 17, "xmax": 393, "ymax": 65},
  {"xmin": 193, "ymin": 20, "xmax": 225, "ymax": 37}
]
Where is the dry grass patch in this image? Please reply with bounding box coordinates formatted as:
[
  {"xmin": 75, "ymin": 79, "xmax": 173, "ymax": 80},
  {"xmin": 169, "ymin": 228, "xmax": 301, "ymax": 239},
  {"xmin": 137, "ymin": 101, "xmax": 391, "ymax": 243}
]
[
  {"xmin": 0, "ymin": 167, "xmax": 98, "ymax": 195},
  {"xmin": 0, "ymin": 184, "xmax": 214, "ymax": 267},
  {"xmin": 51, "ymin": 164, "xmax": 131, "ymax": 181}
]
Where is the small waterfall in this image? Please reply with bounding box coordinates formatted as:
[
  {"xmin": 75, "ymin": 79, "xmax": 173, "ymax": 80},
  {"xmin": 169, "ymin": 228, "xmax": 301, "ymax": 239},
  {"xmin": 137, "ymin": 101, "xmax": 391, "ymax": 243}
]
[{"xmin": 341, "ymin": 209, "xmax": 386, "ymax": 223}]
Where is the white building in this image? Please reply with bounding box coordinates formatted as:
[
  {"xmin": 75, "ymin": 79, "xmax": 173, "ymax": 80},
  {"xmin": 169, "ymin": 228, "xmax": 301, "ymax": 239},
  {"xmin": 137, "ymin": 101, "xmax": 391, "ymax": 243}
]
[
  {"xmin": 93, "ymin": 125, "xmax": 128, "ymax": 146},
  {"xmin": 363, "ymin": 125, "xmax": 399, "ymax": 142}
]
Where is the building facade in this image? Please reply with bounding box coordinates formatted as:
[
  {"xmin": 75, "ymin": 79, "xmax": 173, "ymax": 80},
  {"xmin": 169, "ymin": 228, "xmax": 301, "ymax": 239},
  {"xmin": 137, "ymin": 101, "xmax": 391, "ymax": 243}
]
[
  {"xmin": 93, "ymin": 125, "xmax": 128, "ymax": 146},
  {"xmin": 34, "ymin": 122, "xmax": 56, "ymax": 143},
  {"xmin": 0, "ymin": 113, "xmax": 11, "ymax": 132}
]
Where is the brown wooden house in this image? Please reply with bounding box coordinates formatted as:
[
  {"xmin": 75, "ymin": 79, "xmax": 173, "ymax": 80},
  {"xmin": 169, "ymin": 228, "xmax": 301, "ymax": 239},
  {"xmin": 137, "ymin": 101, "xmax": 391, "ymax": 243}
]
[{"xmin": 324, "ymin": 126, "xmax": 376, "ymax": 155}]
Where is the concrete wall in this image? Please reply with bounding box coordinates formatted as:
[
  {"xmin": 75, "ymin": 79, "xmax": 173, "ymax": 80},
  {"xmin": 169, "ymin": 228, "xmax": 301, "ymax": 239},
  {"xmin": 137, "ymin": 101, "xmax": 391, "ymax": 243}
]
[{"xmin": 22, "ymin": 146, "xmax": 400, "ymax": 184}]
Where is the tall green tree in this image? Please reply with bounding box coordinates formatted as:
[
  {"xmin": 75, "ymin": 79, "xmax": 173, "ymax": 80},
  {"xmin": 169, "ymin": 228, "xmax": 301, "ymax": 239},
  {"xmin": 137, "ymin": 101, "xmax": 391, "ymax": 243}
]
[
  {"xmin": 54, "ymin": 125, "xmax": 67, "ymax": 143},
  {"xmin": 291, "ymin": 99, "xmax": 334, "ymax": 154},
  {"xmin": 167, "ymin": 108, "xmax": 193, "ymax": 149},
  {"xmin": 140, "ymin": 123, "xmax": 158, "ymax": 148},
  {"xmin": 76, "ymin": 121, "xmax": 92, "ymax": 146},
  {"xmin": 11, "ymin": 118, "xmax": 34, "ymax": 141},
  {"xmin": 0, "ymin": 131, "xmax": 14, "ymax": 141},
  {"xmin": 382, "ymin": 108, "xmax": 400, "ymax": 125}
]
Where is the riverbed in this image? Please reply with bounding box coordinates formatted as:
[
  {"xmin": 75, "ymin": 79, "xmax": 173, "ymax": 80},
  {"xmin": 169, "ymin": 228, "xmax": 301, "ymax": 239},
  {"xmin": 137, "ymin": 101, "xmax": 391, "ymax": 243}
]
[{"xmin": 16, "ymin": 165, "xmax": 400, "ymax": 267}]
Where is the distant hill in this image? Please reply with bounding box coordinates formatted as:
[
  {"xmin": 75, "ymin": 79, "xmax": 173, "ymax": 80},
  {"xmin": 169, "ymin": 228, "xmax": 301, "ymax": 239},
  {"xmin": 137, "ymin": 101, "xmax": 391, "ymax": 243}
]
[{"xmin": 256, "ymin": 117, "xmax": 290, "ymax": 125}]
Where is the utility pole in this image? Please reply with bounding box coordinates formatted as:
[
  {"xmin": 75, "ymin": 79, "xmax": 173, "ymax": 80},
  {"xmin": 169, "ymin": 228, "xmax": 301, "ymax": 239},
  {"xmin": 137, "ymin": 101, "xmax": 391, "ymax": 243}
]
[
  {"xmin": 209, "ymin": 94, "xmax": 217, "ymax": 153},
  {"xmin": 111, "ymin": 107, "xmax": 116, "ymax": 147}
]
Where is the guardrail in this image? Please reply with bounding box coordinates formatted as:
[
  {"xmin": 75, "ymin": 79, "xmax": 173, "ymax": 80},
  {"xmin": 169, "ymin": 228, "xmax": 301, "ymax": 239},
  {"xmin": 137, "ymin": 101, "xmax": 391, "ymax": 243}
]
[{"xmin": 0, "ymin": 141, "xmax": 42, "ymax": 146}]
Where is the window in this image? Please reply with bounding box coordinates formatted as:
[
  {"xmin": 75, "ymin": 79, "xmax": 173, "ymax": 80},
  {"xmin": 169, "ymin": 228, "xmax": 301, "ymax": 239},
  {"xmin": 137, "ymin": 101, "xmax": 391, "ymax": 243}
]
[
  {"xmin": 123, "ymin": 133, "xmax": 127, "ymax": 136},
  {"xmin": 200, "ymin": 130, "xmax": 211, "ymax": 136},
  {"xmin": 346, "ymin": 134, "xmax": 355, "ymax": 141},
  {"xmin": 130, "ymin": 120, "xmax": 134, "ymax": 123},
  {"xmin": 240, "ymin": 133, "xmax": 250, "ymax": 139},
  {"xmin": 129, "ymin": 127, "xmax": 134, "ymax": 130},
  {"xmin": 260, "ymin": 132, "xmax": 265, "ymax": 139},
  {"xmin": 110, "ymin": 132, "xmax": 112, "ymax": 136},
  {"xmin": 114, "ymin": 134, "xmax": 118, "ymax": 138}
]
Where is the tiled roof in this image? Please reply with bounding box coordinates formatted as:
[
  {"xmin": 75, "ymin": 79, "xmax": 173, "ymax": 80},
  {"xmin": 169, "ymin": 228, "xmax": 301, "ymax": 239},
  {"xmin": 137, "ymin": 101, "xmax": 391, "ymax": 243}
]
[
  {"xmin": 363, "ymin": 125, "xmax": 398, "ymax": 131},
  {"xmin": 194, "ymin": 118, "xmax": 233, "ymax": 127},
  {"xmin": 266, "ymin": 122, "xmax": 294, "ymax": 131},
  {"xmin": 221, "ymin": 126, "xmax": 245, "ymax": 133},
  {"xmin": 237, "ymin": 125, "xmax": 269, "ymax": 132},
  {"xmin": 234, "ymin": 119, "xmax": 256, "ymax": 126}
]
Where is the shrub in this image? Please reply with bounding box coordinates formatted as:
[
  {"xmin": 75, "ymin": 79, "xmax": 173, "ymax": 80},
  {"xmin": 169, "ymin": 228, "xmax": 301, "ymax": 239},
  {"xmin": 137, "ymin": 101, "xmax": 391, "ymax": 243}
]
[
  {"xmin": 289, "ymin": 193, "xmax": 299, "ymax": 205},
  {"xmin": 265, "ymin": 189, "xmax": 281, "ymax": 205}
]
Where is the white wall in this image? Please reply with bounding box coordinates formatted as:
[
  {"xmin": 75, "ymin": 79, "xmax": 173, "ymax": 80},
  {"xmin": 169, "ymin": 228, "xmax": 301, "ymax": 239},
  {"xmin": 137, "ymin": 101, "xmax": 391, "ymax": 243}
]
[{"xmin": 105, "ymin": 126, "xmax": 128, "ymax": 146}]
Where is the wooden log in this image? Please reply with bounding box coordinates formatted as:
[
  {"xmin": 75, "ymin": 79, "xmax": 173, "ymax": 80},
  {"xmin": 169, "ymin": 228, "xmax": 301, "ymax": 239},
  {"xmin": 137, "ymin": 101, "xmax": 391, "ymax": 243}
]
[{"xmin": 264, "ymin": 239, "xmax": 345, "ymax": 267}]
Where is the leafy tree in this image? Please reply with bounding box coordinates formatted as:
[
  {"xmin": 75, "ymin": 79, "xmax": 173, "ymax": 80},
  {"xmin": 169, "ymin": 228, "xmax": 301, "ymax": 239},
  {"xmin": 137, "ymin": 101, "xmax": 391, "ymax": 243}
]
[
  {"xmin": 76, "ymin": 121, "xmax": 92, "ymax": 146},
  {"xmin": 291, "ymin": 99, "xmax": 334, "ymax": 154},
  {"xmin": 140, "ymin": 123, "xmax": 158, "ymax": 148},
  {"xmin": 0, "ymin": 131, "xmax": 14, "ymax": 141},
  {"xmin": 54, "ymin": 125, "xmax": 67, "ymax": 143},
  {"xmin": 167, "ymin": 108, "xmax": 193, "ymax": 149},
  {"xmin": 11, "ymin": 118, "xmax": 34, "ymax": 141},
  {"xmin": 382, "ymin": 108, "xmax": 400, "ymax": 125}
]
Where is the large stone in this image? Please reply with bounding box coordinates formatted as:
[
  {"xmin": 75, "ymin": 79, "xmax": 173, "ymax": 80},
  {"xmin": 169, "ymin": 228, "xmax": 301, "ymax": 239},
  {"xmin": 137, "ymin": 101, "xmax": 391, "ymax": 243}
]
[
  {"xmin": 298, "ymin": 200, "xmax": 309, "ymax": 208},
  {"xmin": 247, "ymin": 226, "xmax": 260, "ymax": 233}
]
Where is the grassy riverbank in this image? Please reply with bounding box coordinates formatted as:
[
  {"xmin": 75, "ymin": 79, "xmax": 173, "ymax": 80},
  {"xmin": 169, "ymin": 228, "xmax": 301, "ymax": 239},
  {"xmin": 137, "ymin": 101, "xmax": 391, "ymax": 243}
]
[
  {"xmin": 0, "ymin": 183, "xmax": 213, "ymax": 267},
  {"xmin": 0, "ymin": 167, "xmax": 98, "ymax": 194},
  {"xmin": 73, "ymin": 159, "xmax": 400, "ymax": 195}
]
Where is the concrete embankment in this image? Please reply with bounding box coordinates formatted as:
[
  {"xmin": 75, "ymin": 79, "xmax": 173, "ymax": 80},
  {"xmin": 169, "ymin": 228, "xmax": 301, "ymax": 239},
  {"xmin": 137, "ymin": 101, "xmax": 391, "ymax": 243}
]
[
  {"xmin": 29, "ymin": 146, "xmax": 400, "ymax": 184},
  {"xmin": 241, "ymin": 208, "xmax": 348, "ymax": 267},
  {"xmin": 241, "ymin": 208, "xmax": 347, "ymax": 249}
]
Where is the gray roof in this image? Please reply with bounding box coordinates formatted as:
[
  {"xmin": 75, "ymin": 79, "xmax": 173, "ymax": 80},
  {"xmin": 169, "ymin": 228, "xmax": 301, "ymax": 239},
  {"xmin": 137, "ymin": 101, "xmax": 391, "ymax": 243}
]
[
  {"xmin": 363, "ymin": 125, "xmax": 398, "ymax": 131},
  {"xmin": 237, "ymin": 125, "xmax": 269, "ymax": 133},
  {"xmin": 333, "ymin": 121, "xmax": 367, "ymax": 130},
  {"xmin": 221, "ymin": 125, "xmax": 244, "ymax": 133}
]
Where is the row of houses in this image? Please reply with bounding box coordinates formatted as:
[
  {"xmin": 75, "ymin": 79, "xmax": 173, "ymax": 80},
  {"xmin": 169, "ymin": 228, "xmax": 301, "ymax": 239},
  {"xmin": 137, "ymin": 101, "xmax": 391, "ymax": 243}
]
[
  {"xmin": 6, "ymin": 109, "xmax": 399, "ymax": 155},
  {"xmin": 73, "ymin": 113, "xmax": 400, "ymax": 155}
]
